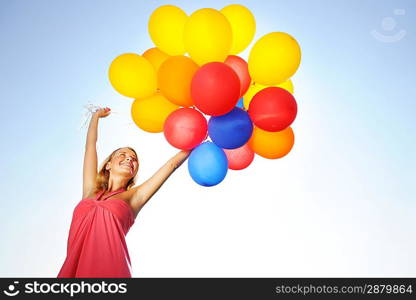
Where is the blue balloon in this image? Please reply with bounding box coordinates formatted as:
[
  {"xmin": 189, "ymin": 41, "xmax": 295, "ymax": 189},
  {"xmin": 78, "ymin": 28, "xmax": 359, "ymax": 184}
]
[
  {"xmin": 188, "ymin": 142, "xmax": 228, "ymax": 187},
  {"xmin": 208, "ymin": 107, "xmax": 253, "ymax": 149},
  {"xmin": 236, "ymin": 97, "xmax": 244, "ymax": 109}
]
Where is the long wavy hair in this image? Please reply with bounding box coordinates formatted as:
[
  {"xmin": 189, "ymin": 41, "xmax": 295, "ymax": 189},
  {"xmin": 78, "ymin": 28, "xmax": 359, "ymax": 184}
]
[{"xmin": 95, "ymin": 147, "xmax": 138, "ymax": 193}]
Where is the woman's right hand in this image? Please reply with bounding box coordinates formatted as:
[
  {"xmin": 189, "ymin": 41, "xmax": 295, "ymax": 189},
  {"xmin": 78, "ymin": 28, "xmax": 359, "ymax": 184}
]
[{"xmin": 94, "ymin": 107, "xmax": 111, "ymax": 118}]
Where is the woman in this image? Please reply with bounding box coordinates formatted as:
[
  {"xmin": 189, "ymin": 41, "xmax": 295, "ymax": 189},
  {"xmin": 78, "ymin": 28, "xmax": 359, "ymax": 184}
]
[{"xmin": 58, "ymin": 107, "xmax": 190, "ymax": 277}]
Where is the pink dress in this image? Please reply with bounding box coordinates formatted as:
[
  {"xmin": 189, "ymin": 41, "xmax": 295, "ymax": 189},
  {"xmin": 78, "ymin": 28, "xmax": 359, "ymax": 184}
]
[{"xmin": 57, "ymin": 189, "xmax": 135, "ymax": 278}]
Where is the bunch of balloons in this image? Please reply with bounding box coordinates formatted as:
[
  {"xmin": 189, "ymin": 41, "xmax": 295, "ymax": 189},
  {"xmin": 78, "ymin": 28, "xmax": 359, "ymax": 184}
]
[{"xmin": 108, "ymin": 4, "xmax": 301, "ymax": 187}]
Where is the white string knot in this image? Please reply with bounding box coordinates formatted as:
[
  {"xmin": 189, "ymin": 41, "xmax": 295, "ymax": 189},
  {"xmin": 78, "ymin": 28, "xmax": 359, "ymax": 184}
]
[{"xmin": 79, "ymin": 102, "xmax": 102, "ymax": 130}]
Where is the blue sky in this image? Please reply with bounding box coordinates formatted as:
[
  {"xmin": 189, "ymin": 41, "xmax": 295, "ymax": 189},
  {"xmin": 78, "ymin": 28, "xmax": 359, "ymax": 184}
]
[{"xmin": 1, "ymin": 0, "xmax": 415, "ymax": 276}]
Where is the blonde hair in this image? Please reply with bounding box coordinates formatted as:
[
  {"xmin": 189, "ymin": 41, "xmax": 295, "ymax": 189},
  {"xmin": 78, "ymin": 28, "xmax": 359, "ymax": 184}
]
[{"xmin": 95, "ymin": 147, "xmax": 137, "ymax": 193}]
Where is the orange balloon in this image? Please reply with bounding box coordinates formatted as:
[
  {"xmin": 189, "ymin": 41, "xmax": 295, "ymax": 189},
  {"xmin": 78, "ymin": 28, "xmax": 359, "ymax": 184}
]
[
  {"xmin": 248, "ymin": 126, "xmax": 294, "ymax": 159},
  {"xmin": 143, "ymin": 47, "xmax": 170, "ymax": 72},
  {"xmin": 158, "ymin": 56, "xmax": 199, "ymax": 107}
]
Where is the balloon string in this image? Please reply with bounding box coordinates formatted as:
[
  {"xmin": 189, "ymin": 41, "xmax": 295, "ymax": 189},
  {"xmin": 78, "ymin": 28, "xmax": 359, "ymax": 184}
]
[
  {"xmin": 79, "ymin": 102, "xmax": 120, "ymax": 130},
  {"xmin": 79, "ymin": 102, "xmax": 98, "ymax": 130}
]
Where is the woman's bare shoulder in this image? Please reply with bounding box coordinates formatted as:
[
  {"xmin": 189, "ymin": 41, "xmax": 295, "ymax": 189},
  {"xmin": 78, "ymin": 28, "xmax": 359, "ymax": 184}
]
[
  {"xmin": 82, "ymin": 189, "xmax": 98, "ymax": 200},
  {"xmin": 124, "ymin": 184, "xmax": 144, "ymax": 197}
]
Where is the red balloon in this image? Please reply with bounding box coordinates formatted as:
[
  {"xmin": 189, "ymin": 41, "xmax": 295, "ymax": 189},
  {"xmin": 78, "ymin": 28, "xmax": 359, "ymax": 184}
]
[
  {"xmin": 224, "ymin": 55, "xmax": 251, "ymax": 97},
  {"xmin": 191, "ymin": 62, "xmax": 240, "ymax": 116},
  {"xmin": 164, "ymin": 108, "xmax": 208, "ymax": 150},
  {"xmin": 248, "ymin": 87, "xmax": 297, "ymax": 132},
  {"xmin": 223, "ymin": 144, "xmax": 254, "ymax": 170}
]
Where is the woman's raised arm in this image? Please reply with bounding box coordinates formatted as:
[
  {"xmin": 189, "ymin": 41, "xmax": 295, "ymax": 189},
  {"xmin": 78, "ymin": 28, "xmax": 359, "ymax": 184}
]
[
  {"xmin": 128, "ymin": 150, "xmax": 190, "ymax": 212},
  {"xmin": 82, "ymin": 107, "xmax": 111, "ymax": 198}
]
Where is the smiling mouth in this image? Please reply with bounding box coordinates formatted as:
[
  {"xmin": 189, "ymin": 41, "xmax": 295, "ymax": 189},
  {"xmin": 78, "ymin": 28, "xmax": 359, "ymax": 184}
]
[{"xmin": 120, "ymin": 163, "xmax": 133, "ymax": 172}]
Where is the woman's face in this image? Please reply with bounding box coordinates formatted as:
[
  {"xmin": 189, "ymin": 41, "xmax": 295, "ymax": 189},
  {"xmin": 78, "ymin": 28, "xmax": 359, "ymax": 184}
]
[{"xmin": 107, "ymin": 148, "xmax": 139, "ymax": 178}]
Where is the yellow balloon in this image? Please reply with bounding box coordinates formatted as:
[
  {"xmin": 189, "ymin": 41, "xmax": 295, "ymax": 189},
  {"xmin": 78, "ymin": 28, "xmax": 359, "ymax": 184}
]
[
  {"xmin": 184, "ymin": 8, "xmax": 232, "ymax": 65},
  {"xmin": 148, "ymin": 5, "xmax": 187, "ymax": 55},
  {"xmin": 220, "ymin": 4, "xmax": 256, "ymax": 54},
  {"xmin": 109, "ymin": 53, "xmax": 157, "ymax": 99},
  {"xmin": 248, "ymin": 32, "xmax": 301, "ymax": 85},
  {"xmin": 131, "ymin": 93, "xmax": 179, "ymax": 133},
  {"xmin": 142, "ymin": 47, "xmax": 170, "ymax": 73},
  {"xmin": 278, "ymin": 79, "xmax": 294, "ymax": 94},
  {"xmin": 248, "ymin": 126, "xmax": 295, "ymax": 159},
  {"xmin": 243, "ymin": 79, "xmax": 294, "ymax": 109}
]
